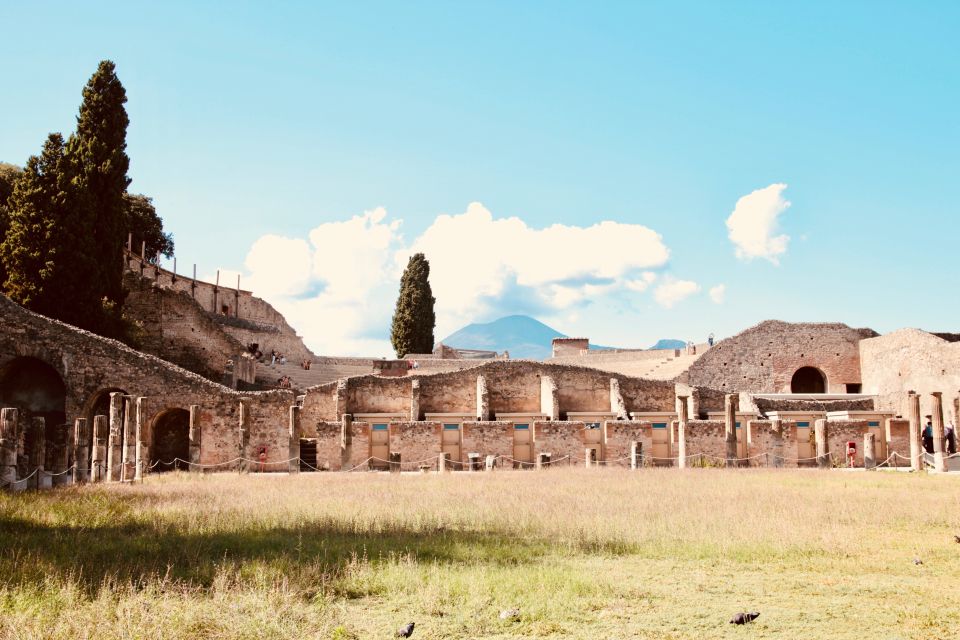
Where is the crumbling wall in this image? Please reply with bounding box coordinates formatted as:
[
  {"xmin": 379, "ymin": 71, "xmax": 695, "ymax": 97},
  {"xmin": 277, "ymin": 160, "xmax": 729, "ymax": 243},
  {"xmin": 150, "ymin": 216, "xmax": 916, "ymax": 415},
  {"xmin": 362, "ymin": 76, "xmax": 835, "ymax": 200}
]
[{"xmin": 683, "ymin": 320, "xmax": 874, "ymax": 393}]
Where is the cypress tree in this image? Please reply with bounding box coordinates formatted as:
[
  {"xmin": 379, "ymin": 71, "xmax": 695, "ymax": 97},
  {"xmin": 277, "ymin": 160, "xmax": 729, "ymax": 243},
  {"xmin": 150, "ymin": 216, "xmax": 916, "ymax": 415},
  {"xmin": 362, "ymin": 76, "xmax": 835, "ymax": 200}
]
[
  {"xmin": 64, "ymin": 60, "xmax": 131, "ymax": 332},
  {"xmin": 390, "ymin": 253, "xmax": 436, "ymax": 357},
  {"xmin": 0, "ymin": 134, "xmax": 77, "ymax": 319}
]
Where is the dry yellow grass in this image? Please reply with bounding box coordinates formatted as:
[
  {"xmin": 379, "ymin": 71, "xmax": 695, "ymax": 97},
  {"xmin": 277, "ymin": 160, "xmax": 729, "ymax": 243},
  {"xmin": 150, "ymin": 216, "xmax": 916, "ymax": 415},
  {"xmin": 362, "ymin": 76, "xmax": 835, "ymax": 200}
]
[{"xmin": 1, "ymin": 468, "xmax": 959, "ymax": 639}]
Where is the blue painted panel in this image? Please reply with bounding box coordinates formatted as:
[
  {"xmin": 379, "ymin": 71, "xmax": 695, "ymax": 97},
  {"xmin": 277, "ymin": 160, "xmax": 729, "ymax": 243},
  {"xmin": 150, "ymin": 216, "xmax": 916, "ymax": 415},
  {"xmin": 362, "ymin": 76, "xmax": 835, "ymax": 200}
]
[
  {"xmin": 653, "ymin": 422, "xmax": 667, "ymax": 429},
  {"xmin": 514, "ymin": 424, "xmax": 529, "ymax": 430},
  {"xmin": 797, "ymin": 421, "xmax": 810, "ymax": 427},
  {"xmin": 443, "ymin": 424, "xmax": 460, "ymax": 430},
  {"xmin": 372, "ymin": 423, "xmax": 388, "ymax": 431},
  {"xmin": 868, "ymin": 421, "xmax": 880, "ymax": 427},
  {"xmin": 735, "ymin": 422, "xmax": 741, "ymax": 429}
]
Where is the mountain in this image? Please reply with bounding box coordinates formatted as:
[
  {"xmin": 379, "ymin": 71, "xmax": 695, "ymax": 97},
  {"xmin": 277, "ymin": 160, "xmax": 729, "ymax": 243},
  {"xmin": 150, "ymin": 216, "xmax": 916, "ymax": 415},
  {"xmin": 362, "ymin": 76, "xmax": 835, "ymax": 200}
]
[
  {"xmin": 441, "ymin": 315, "xmax": 571, "ymax": 360},
  {"xmin": 649, "ymin": 339, "xmax": 686, "ymax": 350}
]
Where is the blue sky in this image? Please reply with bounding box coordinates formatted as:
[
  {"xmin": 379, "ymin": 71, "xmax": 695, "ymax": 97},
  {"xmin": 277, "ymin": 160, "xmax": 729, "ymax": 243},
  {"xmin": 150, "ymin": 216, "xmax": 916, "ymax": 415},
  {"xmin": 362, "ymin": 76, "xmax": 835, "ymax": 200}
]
[{"xmin": 1, "ymin": 2, "xmax": 957, "ymax": 355}]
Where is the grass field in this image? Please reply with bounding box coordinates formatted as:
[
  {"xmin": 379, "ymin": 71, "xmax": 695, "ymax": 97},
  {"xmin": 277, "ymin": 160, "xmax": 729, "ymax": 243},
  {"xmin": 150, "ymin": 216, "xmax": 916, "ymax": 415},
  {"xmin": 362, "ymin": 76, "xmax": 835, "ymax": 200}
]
[{"xmin": 1, "ymin": 468, "xmax": 959, "ymax": 639}]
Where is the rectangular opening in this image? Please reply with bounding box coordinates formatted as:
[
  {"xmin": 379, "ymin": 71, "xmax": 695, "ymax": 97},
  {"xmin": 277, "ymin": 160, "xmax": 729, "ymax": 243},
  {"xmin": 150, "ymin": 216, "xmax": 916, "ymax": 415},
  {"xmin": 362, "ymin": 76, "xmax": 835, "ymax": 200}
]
[
  {"xmin": 443, "ymin": 423, "xmax": 460, "ymax": 430},
  {"xmin": 797, "ymin": 421, "xmax": 810, "ymax": 428},
  {"xmin": 846, "ymin": 383, "xmax": 862, "ymax": 393},
  {"xmin": 652, "ymin": 422, "xmax": 667, "ymax": 429},
  {"xmin": 514, "ymin": 423, "xmax": 529, "ymax": 430},
  {"xmin": 867, "ymin": 421, "xmax": 880, "ymax": 427}
]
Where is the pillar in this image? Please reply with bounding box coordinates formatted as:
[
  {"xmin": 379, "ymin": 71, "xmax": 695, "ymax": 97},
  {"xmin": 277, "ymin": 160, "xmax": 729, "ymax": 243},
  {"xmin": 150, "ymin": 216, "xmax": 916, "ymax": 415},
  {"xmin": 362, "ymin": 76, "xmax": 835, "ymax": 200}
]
[
  {"xmin": 389, "ymin": 452, "xmax": 401, "ymax": 473},
  {"xmin": 931, "ymin": 392, "xmax": 946, "ymax": 473},
  {"xmin": 288, "ymin": 405, "xmax": 301, "ymax": 474},
  {"xmin": 108, "ymin": 392, "xmax": 124, "ymax": 482},
  {"xmin": 815, "ymin": 419, "xmax": 830, "ymax": 469},
  {"xmin": 72, "ymin": 418, "xmax": 89, "ymax": 483},
  {"xmin": 439, "ymin": 452, "xmax": 451, "ymax": 473},
  {"xmin": 50, "ymin": 422, "xmax": 70, "ymax": 486},
  {"xmin": 121, "ymin": 396, "xmax": 136, "ymax": 481},
  {"xmin": 410, "ymin": 379, "xmax": 421, "ymax": 421},
  {"xmin": 188, "ymin": 405, "xmax": 201, "ymax": 470},
  {"xmin": 340, "ymin": 413, "xmax": 353, "ymax": 471},
  {"xmin": 770, "ymin": 419, "xmax": 784, "ymax": 468},
  {"xmin": 630, "ymin": 441, "xmax": 642, "ymax": 469},
  {"xmin": 863, "ymin": 432, "xmax": 877, "ymax": 470},
  {"xmin": 541, "ymin": 376, "xmax": 559, "ymax": 420},
  {"xmin": 134, "ymin": 397, "xmax": 145, "ymax": 481},
  {"xmin": 676, "ymin": 395, "xmax": 689, "ymax": 469},
  {"xmin": 584, "ymin": 448, "xmax": 595, "ymax": 468},
  {"xmin": 908, "ymin": 391, "xmax": 922, "ymax": 471},
  {"xmin": 610, "ymin": 378, "xmax": 628, "ymax": 420},
  {"xmin": 238, "ymin": 398, "xmax": 251, "ymax": 472},
  {"xmin": 91, "ymin": 415, "xmax": 108, "ymax": 482},
  {"xmin": 32, "ymin": 417, "xmax": 49, "ymax": 489},
  {"xmin": 0, "ymin": 408, "xmax": 19, "ymax": 488},
  {"xmin": 476, "ymin": 375, "xmax": 489, "ymax": 421},
  {"xmin": 724, "ymin": 394, "xmax": 738, "ymax": 467}
]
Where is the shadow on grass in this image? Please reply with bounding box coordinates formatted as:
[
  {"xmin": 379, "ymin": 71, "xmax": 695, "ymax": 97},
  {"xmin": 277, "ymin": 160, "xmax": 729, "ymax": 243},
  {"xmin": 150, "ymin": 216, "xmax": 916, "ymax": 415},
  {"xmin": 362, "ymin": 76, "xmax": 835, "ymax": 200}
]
[{"xmin": 0, "ymin": 510, "xmax": 575, "ymax": 595}]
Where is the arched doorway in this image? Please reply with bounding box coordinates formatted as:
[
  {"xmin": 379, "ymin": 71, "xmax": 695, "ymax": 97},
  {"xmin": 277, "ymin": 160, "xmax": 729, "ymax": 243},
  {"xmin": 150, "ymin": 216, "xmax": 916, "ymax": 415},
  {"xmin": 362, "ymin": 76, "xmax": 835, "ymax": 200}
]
[
  {"xmin": 151, "ymin": 409, "xmax": 190, "ymax": 472},
  {"xmin": 791, "ymin": 367, "xmax": 826, "ymax": 394},
  {"xmin": 0, "ymin": 357, "xmax": 67, "ymax": 471}
]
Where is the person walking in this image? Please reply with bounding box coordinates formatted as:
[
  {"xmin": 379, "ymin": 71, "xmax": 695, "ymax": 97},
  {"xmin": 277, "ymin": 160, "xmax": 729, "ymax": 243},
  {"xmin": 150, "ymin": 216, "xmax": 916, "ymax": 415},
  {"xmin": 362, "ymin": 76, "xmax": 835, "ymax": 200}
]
[{"xmin": 922, "ymin": 417, "xmax": 934, "ymax": 454}]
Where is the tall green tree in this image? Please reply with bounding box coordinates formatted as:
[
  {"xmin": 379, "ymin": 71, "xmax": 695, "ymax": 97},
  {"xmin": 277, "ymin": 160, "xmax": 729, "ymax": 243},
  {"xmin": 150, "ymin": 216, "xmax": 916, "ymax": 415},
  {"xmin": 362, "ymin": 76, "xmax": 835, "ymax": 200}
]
[
  {"xmin": 390, "ymin": 253, "xmax": 436, "ymax": 357},
  {"xmin": 124, "ymin": 193, "xmax": 174, "ymax": 262},
  {"xmin": 0, "ymin": 135, "xmax": 79, "ymax": 319},
  {"xmin": 0, "ymin": 162, "xmax": 22, "ymax": 286},
  {"xmin": 64, "ymin": 59, "xmax": 131, "ymax": 329}
]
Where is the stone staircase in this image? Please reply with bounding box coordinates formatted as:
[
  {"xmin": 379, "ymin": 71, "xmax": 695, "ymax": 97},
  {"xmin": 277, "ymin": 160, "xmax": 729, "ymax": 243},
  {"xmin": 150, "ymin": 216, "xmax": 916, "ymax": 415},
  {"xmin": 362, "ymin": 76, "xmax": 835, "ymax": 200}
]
[{"xmin": 259, "ymin": 359, "xmax": 375, "ymax": 391}]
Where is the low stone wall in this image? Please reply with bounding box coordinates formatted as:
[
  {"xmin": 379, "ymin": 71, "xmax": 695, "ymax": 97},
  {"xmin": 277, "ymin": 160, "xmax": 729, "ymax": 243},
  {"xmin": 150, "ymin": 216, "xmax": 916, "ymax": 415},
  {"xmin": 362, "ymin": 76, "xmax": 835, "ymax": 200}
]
[{"xmin": 604, "ymin": 421, "xmax": 652, "ymax": 467}]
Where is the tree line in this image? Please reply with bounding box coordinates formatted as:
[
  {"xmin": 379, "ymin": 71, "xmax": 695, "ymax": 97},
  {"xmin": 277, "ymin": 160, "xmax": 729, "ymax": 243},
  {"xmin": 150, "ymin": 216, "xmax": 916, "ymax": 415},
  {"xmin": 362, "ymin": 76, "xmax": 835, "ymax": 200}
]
[{"xmin": 0, "ymin": 61, "xmax": 172, "ymax": 341}]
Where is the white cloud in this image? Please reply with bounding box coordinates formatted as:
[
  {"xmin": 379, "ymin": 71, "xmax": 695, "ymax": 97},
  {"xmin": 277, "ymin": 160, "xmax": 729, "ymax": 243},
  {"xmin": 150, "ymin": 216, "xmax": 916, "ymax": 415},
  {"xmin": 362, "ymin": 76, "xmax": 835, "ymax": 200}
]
[
  {"xmin": 709, "ymin": 284, "xmax": 726, "ymax": 304},
  {"xmin": 229, "ymin": 202, "xmax": 674, "ymax": 356},
  {"xmin": 725, "ymin": 183, "xmax": 791, "ymax": 264},
  {"xmin": 654, "ymin": 278, "xmax": 701, "ymax": 308}
]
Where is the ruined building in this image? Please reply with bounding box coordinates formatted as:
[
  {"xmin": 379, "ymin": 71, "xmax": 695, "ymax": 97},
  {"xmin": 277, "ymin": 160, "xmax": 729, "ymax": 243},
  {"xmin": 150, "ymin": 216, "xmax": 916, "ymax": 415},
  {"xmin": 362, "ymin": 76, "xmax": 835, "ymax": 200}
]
[{"xmin": 3, "ymin": 257, "xmax": 960, "ymax": 490}]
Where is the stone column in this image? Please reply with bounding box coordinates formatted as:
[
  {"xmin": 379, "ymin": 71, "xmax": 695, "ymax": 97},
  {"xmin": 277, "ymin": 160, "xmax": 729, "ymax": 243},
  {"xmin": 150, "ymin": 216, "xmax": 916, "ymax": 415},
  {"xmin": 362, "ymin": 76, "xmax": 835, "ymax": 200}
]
[
  {"xmin": 610, "ymin": 378, "xmax": 628, "ymax": 420},
  {"xmin": 908, "ymin": 391, "xmax": 922, "ymax": 471},
  {"xmin": 340, "ymin": 413, "xmax": 353, "ymax": 471},
  {"xmin": 770, "ymin": 419, "xmax": 784, "ymax": 468},
  {"xmin": 134, "ymin": 397, "xmax": 145, "ymax": 481},
  {"xmin": 72, "ymin": 418, "xmax": 89, "ymax": 483},
  {"xmin": 121, "ymin": 396, "xmax": 136, "ymax": 482},
  {"xmin": 630, "ymin": 441, "xmax": 641, "ymax": 469},
  {"xmin": 50, "ymin": 422, "xmax": 70, "ymax": 486},
  {"xmin": 584, "ymin": 448, "xmax": 594, "ymax": 468},
  {"xmin": 476, "ymin": 375, "xmax": 489, "ymax": 421},
  {"xmin": 288, "ymin": 405, "xmax": 301, "ymax": 474},
  {"xmin": 541, "ymin": 376, "xmax": 559, "ymax": 420},
  {"xmin": 188, "ymin": 405, "xmax": 201, "ymax": 471},
  {"xmin": 815, "ymin": 419, "xmax": 830, "ymax": 469},
  {"xmin": 410, "ymin": 379, "xmax": 421, "ymax": 422},
  {"xmin": 931, "ymin": 392, "xmax": 946, "ymax": 473},
  {"xmin": 91, "ymin": 415, "xmax": 108, "ymax": 482},
  {"xmin": 238, "ymin": 398, "xmax": 251, "ymax": 472},
  {"xmin": 0, "ymin": 408, "xmax": 19, "ymax": 488},
  {"xmin": 439, "ymin": 452, "xmax": 451, "ymax": 473},
  {"xmin": 724, "ymin": 394, "xmax": 738, "ymax": 467},
  {"xmin": 864, "ymin": 432, "xmax": 877, "ymax": 470},
  {"xmin": 107, "ymin": 393, "xmax": 124, "ymax": 482},
  {"xmin": 31, "ymin": 417, "xmax": 49, "ymax": 489},
  {"xmin": 676, "ymin": 395, "xmax": 689, "ymax": 469}
]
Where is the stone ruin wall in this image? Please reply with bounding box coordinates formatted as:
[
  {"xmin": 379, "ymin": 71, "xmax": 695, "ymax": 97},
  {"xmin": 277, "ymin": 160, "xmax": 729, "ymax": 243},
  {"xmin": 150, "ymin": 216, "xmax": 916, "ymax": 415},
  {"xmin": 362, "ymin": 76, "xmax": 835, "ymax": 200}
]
[
  {"xmin": 683, "ymin": 320, "xmax": 874, "ymax": 394},
  {"xmin": 124, "ymin": 254, "xmax": 313, "ymax": 376},
  {"xmin": 859, "ymin": 329, "xmax": 960, "ymax": 422},
  {"xmin": 0, "ymin": 294, "xmax": 297, "ymax": 475}
]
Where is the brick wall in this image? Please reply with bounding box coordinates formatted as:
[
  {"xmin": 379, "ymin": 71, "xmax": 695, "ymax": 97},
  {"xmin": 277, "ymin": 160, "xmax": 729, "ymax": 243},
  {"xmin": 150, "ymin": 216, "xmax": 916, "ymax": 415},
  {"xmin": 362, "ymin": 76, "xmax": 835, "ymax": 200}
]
[
  {"xmin": 684, "ymin": 320, "xmax": 875, "ymax": 393},
  {"xmin": 604, "ymin": 421, "xmax": 652, "ymax": 467},
  {"xmin": 534, "ymin": 420, "xmax": 585, "ymax": 464}
]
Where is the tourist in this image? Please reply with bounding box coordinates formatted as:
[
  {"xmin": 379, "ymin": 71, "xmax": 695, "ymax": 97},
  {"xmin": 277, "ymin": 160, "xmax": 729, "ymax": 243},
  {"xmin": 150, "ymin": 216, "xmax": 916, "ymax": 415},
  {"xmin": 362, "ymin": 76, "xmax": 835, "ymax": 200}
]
[
  {"xmin": 280, "ymin": 354, "xmax": 287, "ymax": 365},
  {"xmin": 708, "ymin": 333, "xmax": 715, "ymax": 347},
  {"xmin": 270, "ymin": 350, "xmax": 276, "ymax": 366},
  {"xmin": 922, "ymin": 416, "xmax": 934, "ymax": 453},
  {"xmin": 946, "ymin": 421, "xmax": 956, "ymax": 455}
]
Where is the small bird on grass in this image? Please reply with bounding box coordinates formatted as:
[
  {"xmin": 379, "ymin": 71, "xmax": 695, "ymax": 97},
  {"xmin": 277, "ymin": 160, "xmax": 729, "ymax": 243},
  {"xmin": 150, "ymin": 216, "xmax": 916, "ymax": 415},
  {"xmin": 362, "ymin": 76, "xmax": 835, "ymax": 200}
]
[
  {"xmin": 396, "ymin": 622, "xmax": 415, "ymax": 638},
  {"xmin": 914, "ymin": 558, "xmax": 924, "ymax": 565},
  {"xmin": 730, "ymin": 612, "xmax": 760, "ymax": 625},
  {"xmin": 499, "ymin": 608, "xmax": 520, "ymax": 621}
]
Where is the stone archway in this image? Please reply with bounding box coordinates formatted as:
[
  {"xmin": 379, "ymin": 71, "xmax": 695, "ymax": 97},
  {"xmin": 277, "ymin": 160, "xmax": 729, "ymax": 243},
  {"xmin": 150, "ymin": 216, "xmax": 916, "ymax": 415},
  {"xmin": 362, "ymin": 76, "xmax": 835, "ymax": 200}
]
[
  {"xmin": 150, "ymin": 408, "xmax": 190, "ymax": 472},
  {"xmin": 0, "ymin": 357, "xmax": 67, "ymax": 472},
  {"xmin": 791, "ymin": 367, "xmax": 826, "ymax": 394}
]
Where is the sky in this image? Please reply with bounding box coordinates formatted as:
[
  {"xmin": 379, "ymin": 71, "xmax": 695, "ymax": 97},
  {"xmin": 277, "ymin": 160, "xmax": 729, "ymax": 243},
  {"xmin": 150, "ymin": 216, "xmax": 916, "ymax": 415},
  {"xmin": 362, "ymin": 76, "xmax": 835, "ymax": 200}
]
[{"xmin": 1, "ymin": 2, "xmax": 958, "ymax": 356}]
